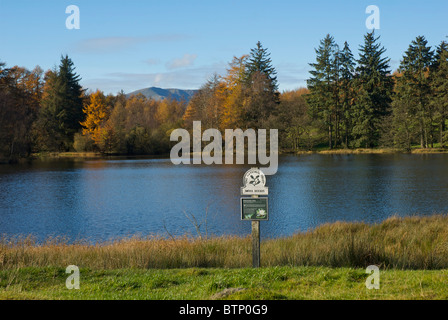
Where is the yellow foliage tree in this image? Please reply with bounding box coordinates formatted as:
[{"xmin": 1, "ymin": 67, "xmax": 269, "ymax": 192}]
[
  {"xmin": 80, "ymin": 90, "xmax": 108, "ymax": 145},
  {"xmin": 220, "ymin": 55, "xmax": 248, "ymax": 129}
]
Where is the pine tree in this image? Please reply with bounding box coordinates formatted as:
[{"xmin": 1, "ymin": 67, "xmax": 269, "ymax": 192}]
[
  {"xmin": 398, "ymin": 36, "xmax": 434, "ymax": 148},
  {"xmin": 245, "ymin": 41, "xmax": 278, "ymax": 92},
  {"xmin": 306, "ymin": 34, "xmax": 339, "ymax": 148},
  {"xmin": 339, "ymin": 41, "xmax": 356, "ymax": 147},
  {"xmin": 34, "ymin": 69, "xmax": 64, "ymax": 151},
  {"xmin": 243, "ymin": 42, "xmax": 279, "ymax": 128},
  {"xmin": 352, "ymin": 31, "xmax": 393, "ymax": 148},
  {"xmin": 391, "ymin": 72, "xmax": 419, "ymax": 150},
  {"xmin": 244, "ymin": 71, "xmax": 278, "ymax": 128},
  {"xmin": 37, "ymin": 55, "xmax": 84, "ymax": 151},
  {"xmin": 58, "ymin": 55, "xmax": 85, "ymax": 137},
  {"xmin": 431, "ymin": 41, "xmax": 448, "ymax": 147}
]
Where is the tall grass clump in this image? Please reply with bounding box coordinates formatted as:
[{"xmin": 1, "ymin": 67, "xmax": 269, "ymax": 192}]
[{"xmin": 1, "ymin": 215, "xmax": 447, "ymax": 270}]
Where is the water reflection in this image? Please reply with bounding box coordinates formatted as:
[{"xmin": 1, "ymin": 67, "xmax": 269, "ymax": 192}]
[{"xmin": 0, "ymin": 154, "xmax": 447, "ymax": 242}]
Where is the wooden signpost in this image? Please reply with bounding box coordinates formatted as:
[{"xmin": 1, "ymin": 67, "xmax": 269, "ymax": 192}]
[{"xmin": 241, "ymin": 168, "xmax": 269, "ymax": 268}]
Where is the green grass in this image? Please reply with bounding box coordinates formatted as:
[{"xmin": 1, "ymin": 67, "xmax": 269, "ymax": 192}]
[
  {"xmin": 1, "ymin": 266, "xmax": 447, "ymax": 300},
  {"xmin": 2, "ymin": 216, "xmax": 448, "ymax": 300}
]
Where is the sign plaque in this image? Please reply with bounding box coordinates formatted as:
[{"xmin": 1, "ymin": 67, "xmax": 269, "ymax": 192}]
[
  {"xmin": 241, "ymin": 198, "xmax": 269, "ymax": 221},
  {"xmin": 241, "ymin": 168, "xmax": 269, "ymax": 196}
]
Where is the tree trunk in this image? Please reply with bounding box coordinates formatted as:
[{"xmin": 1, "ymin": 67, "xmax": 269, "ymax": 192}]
[
  {"xmin": 9, "ymin": 140, "xmax": 15, "ymax": 161},
  {"xmin": 420, "ymin": 119, "xmax": 425, "ymax": 148},
  {"xmin": 406, "ymin": 125, "xmax": 411, "ymax": 152},
  {"xmin": 329, "ymin": 125, "xmax": 333, "ymax": 149},
  {"xmin": 336, "ymin": 114, "xmax": 340, "ymax": 148},
  {"xmin": 441, "ymin": 118, "xmax": 445, "ymax": 148}
]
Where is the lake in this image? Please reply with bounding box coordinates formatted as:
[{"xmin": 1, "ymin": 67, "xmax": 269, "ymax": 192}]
[{"xmin": 0, "ymin": 154, "xmax": 447, "ymax": 242}]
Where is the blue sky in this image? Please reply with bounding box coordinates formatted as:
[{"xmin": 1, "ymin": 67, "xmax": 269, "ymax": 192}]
[{"xmin": 1, "ymin": 0, "xmax": 447, "ymax": 94}]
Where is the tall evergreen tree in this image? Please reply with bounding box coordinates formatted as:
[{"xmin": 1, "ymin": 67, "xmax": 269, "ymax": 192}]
[
  {"xmin": 306, "ymin": 34, "xmax": 339, "ymax": 148},
  {"xmin": 37, "ymin": 55, "xmax": 84, "ymax": 151},
  {"xmin": 58, "ymin": 55, "xmax": 85, "ymax": 136},
  {"xmin": 390, "ymin": 71, "xmax": 418, "ymax": 150},
  {"xmin": 397, "ymin": 36, "xmax": 434, "ymax": 148},
  {"xmin": 352, "ymin": 31, "xmax": 393, "ymax": 148},
  {"xmin": 431, "ymin": 41, "xmax": 448, "ymax": 147},
  {"xmin": 339, "ymin": 41, "xmax": 356, "ymax": 147},
  {"xmin": 243, "ymin": 41, "xmax": 279, "ymax": 128},
  {"xmin": 245, "ymin": 41, "xmax": 278, "ymax": 92}
]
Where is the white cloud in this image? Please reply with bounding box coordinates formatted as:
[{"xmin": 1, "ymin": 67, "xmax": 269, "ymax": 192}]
[
  {"xmin": 276, "ymin": 62, "xmax": 309, "ymax": 90},
  {"xmin": 166, "ymin": 54, "xmax": 198, "ymax": 70},
  {"xmin": 144, "ymin": 58, "xmax": 161, "ymax": 66},
  {"xmin": 74, "ymin": 34, "xmax": 191, "ymax": 54}
]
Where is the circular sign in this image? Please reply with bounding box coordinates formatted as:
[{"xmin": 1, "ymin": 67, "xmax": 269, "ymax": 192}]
[{"xmin": 243, "ymin": 168, "xmax": 266, "ymax": 188}]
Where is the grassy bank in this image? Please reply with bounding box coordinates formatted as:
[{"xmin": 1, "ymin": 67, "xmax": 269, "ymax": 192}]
[
  {"xmin": 2, "ymin": 215, "xmax": 448, "ymax": 300},
  {"xmin": 1, "ymin": 215, "xmax": 448, "ymax": 270},
  {"xmin": 1, "ymin": 266, "xmax": 447, "ymax": 300},
  {"xmin": 296, "ymin": 148, "xmax": 448, "ymax": 155},
  {"xmin": 29, "ymin": 147, "xmax": 448, "ymax": 159},
  {"xmin": 30, "ymin": 152, "xmax": 103, "ymax": 159}
]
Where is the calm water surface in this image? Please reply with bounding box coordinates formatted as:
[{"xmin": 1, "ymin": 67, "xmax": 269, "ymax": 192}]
[{"xmin": 0, "ymin": 154, "xmax": 447, "ymax": 242}]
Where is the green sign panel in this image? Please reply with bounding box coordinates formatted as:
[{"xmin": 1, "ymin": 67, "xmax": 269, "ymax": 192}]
[{"xmin": 241, "ymin": 198, "xmax": 269, "ymax": 221}]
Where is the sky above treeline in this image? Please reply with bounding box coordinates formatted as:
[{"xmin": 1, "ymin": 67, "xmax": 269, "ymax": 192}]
[{"xmin": 1, "ymin": 0, "xmax": 447, "ymax": 94}]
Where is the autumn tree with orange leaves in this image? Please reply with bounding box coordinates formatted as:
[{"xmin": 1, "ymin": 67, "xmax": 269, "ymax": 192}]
[{"xmin": 80, "ymin": 90, "xmax": 109, "ymax": 146}]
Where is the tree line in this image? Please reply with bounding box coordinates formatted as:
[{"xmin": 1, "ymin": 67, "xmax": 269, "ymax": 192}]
[
  {"xmin": 307, "ymin": 32, "xmax": 448, "ymax": 150},
  {"xmin": 182, "ymin": 33, "xmax": 448, "ymax": 151},
  {"xmin": 0, "ymin": 56, "xmax": 186, "ymax": 161},
  {"xmin": 1, "ymin": 33, "xmax": 447, "ymax": 161}
]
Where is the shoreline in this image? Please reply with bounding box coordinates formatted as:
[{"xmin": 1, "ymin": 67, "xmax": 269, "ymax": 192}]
[
  {"xmin": 295, "ymin": 148, "xmax": 448, "ymax": 155},
  {"xmin": 25, "ymin": 147, "xmax": 448, "ymax": 160}
]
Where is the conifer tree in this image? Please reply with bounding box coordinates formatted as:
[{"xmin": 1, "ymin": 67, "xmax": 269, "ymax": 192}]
[
  {"xmin": 59, "ymin": 55, "xmax": 85, "ymax": 137},
  {"xmin": 352, "ymin": 31, "xmax": 393, "ymax": 148},
  {"xmin": 243, "ymin": 42, "xmax": 279, "ymax": 128},
  {"xmin": 431, "ymin": 41, "xmax": 448, "ymax": 147},
  {"xmin": 245, "ymin": 41, "xmax": 278, "ymax": 92},
  {"xmin": 390, "ymin": 71, "xmax": 418, "ymax": 150},
  {"xmin": 339, "ymin": 41, "xmax": 356, "ymax": 147},
  {"xmin": 397, "ymin": 36, "xmax": 434, "ymax": 148},
  {"xmin": 37, "ymin": 55, "xmax": 84, "ymax": 151},
  {"xmin": 307, "ymin": 34, "xmax": 339, "ymax": 148}
]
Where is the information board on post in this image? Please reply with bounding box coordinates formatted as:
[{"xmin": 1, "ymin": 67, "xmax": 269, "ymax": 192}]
[
  {"xmin": 240, "ymin": 167, "xmax": 269, "ymax": 268},
  {"xmin": 241, "ymin": 197, "xmax": 269, "ymax": 221}
]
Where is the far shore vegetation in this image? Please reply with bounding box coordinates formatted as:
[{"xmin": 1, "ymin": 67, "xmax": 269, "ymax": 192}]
[
  {"xmin": 28, "ymin": 146, "xmax": 448, "ymax": 161},
  {"xmin": 1, "ymin": 32, "xmax": 448, "ymax": 163}
]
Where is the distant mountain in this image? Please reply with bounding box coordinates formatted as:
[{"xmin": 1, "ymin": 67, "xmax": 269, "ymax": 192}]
[{"xmin": 126, "ymin": 87, "xmax": 197, "ymax": 102}]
